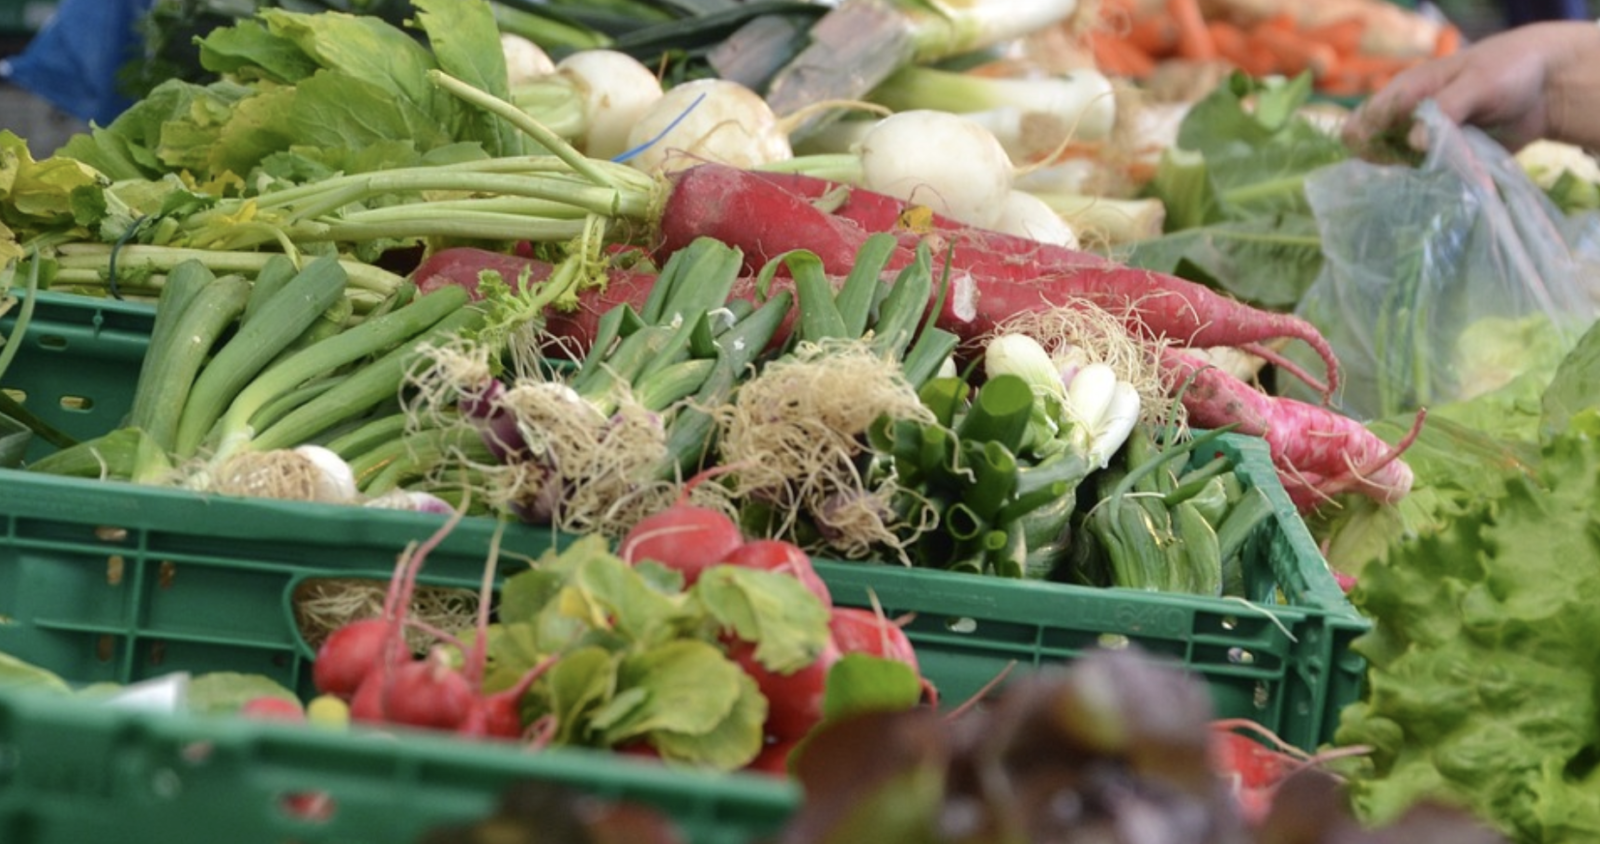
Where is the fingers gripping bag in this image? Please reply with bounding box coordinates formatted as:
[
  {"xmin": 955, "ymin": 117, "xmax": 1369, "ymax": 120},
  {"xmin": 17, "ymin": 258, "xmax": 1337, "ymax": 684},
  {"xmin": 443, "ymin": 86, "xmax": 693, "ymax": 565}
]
[{"xmin": 1290, "ymin": 100, "xmax": 1600, "ymax": 420}]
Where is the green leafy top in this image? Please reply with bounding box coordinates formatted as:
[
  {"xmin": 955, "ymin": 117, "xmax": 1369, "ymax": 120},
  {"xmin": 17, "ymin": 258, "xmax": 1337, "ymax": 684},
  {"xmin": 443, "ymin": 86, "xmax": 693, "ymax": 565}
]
[
  {"xmin": 63, "ymin": 0, "xmax": 522, "ymax": 192},
  {"xmin": 477, "ymin": 534, "xmax": 835, "ymax": 770},
  {"xmin": 0, "ymin": 131, "xmax": 107, "ymax": 263},
  {"xmin": 1121, "ymin": 72, "xmax": 1346, "ymax": 310},
  {"xmin": 1332, "ymin": 320, "xmax": 1600, "ymax": 841}
]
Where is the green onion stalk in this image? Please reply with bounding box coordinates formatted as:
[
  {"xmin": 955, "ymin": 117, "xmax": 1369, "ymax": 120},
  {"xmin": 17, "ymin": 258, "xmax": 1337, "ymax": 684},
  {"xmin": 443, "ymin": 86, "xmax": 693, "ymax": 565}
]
[
  {"xmin": 865, "ymin": 330, "xmax": 1143, "ymax": 579},
  {"xmin": 386, "ymin": 235, "xmax": 794, "ymax": 537}
]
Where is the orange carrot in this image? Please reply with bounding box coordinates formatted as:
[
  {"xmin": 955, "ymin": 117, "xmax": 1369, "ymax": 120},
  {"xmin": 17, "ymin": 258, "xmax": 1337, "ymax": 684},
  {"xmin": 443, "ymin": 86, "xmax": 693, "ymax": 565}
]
[
  {"xmin": 1303, "ymin": 17, "xmax": 1366, "ymax": 58},
  {"xmin": 1168, "ymin": 0, "xmax": 1217, "ymax": 61},
  {"xmin": 1321, "ymin": 54, "xmax": 1418, "ymax": 95},
  {"xmin": 1090, "ymin": 30, "xmax": 1158, "ymax": 78},
  {"xmin": 1255, "ymin": 12, "xmax": 1298, "ymax": 34},
  {"xmin": 1252, "ymin": 25, "xmax": 1339, "ymax": 78},
  {"xmin": 1207, "ymin": 20, "xmax": 1252, "ymax": 70},
  {"xmin": 1127, "ymin": 15, "xmax": 1181, "ymax": 57}
]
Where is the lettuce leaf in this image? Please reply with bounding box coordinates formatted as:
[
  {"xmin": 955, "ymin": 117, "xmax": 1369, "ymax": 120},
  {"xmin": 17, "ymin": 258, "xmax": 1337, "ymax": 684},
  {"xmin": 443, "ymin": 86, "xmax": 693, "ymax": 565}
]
[
  {"xmin": 1332, "ymin": 321, "xmax": 1600, "ymax": 839},
  {"xmin": 1335, "ymin": 424, "xmax": 1600, "ymax": 841}
]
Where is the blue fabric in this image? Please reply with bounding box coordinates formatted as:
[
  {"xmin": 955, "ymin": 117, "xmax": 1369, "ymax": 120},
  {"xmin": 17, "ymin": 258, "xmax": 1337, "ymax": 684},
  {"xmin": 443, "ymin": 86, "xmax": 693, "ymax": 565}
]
[{"xmin": 2, "ymin": 0, "xmax": 155, "ymax": 126}]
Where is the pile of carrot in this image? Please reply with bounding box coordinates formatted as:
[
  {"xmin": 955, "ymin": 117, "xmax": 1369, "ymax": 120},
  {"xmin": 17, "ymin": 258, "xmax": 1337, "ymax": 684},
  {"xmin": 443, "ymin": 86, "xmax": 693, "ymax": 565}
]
[{"xmin": 1088, "ymin": 0, "xmax": 1463, "ymax": 98}]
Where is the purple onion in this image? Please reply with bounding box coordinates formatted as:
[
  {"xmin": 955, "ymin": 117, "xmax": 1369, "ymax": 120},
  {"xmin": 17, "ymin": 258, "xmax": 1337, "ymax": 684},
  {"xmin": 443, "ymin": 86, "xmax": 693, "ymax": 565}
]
[{"xmin": 460, "ymin": 378, "xmax": 529, "ymax": 463}]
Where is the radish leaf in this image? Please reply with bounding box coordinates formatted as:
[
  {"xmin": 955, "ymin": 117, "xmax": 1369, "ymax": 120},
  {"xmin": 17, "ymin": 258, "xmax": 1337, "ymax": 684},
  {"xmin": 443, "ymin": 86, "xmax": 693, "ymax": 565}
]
[{"xmin": 695, "ymin": 564, "xmax": 832, "ymax": 674}]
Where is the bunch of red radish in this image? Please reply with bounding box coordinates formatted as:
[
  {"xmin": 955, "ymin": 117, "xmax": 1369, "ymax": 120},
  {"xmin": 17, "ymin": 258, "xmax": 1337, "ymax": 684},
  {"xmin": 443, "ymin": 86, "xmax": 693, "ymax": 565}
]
[
  {"xmin": 299, "ymin": 480, "xmax": 935, "ymax": 772},
  {"xmin": 309, "ymin": 511, "xmax": 553, "ymax": 740},
  {"xmin": 616, "ymin": 480, "xmax": 938, "ymax": 774}
]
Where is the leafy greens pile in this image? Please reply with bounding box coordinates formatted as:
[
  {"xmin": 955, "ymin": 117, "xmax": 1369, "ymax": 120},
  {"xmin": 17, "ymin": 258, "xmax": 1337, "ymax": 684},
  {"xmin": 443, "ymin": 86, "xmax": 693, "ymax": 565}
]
[
  {"xmin": 1120, "ymin": 72, "xmax": 1344, "ymax": 312},
  {"xmin": 68, "ymin": 0, "xmax": 525, "ymax": 192},
  {"xmin": 1330, "ymin": 320, "xmax": 1600, "ymax": 842}
]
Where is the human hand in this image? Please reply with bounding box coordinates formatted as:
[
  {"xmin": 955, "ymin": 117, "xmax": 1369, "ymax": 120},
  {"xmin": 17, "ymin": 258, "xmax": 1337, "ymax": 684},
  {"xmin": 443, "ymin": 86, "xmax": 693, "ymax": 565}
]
[{"xmin": 1342, "ymin": 21, "xmax": 1600, "ymax": 156}]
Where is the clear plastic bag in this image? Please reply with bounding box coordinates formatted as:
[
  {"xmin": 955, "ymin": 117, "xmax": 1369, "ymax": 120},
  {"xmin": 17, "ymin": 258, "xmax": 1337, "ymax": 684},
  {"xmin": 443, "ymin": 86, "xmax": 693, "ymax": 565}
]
[{"xmin": 1291, "ymin": 100, "xmax": 1600, "ymax": 420}]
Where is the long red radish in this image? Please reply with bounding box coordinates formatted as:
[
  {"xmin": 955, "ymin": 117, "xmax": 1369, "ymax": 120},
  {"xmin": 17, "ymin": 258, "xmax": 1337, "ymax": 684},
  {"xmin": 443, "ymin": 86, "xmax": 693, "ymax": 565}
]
[
  {"xmin": 1164, "ymin": 349, "xmax": 1423, "ymax": 509},
  {"xmin": 413, "ymin": 247, "xmax": 557, "ymax": 299},
  {"xmin": 654, "ymin": 164, "xmax": 1340, "ymax": 400}
]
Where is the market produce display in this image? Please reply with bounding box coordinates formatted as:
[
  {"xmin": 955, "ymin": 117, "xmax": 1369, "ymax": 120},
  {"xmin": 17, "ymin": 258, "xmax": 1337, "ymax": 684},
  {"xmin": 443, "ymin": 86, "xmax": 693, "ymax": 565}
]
[{"xmin": 5, "ymin": 0, "xmax": 1600, "ymax": 841}]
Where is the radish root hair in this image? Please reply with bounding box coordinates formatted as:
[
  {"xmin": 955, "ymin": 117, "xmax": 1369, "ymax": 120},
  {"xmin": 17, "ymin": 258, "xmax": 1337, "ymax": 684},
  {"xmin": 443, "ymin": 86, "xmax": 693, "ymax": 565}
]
[
  {"xmin": 292, "ymin": 577, "xmax": 478, "ymax": 653},
  {"xmin": 209, "ymin": 450, "xmax": 342, "ymax": 502},
  {"xmin": 407, "ymin": 342, "xmax": 679, "ymax": 536},
  {"xmin": 989, "ymin": 298, "xmax": 1179, "ymax": 429},
  {"xmin": 716, "ymin": 339, "xmax": 937, "ymax": 560}
]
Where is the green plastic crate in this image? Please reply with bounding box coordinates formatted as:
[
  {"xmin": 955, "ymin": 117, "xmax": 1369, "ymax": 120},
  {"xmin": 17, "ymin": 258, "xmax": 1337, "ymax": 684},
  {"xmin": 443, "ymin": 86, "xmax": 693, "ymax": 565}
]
[
  {"xmin": 0, "ymin": 473, "xmax": 798, "ymax": 844},
  {"xmin": 1, "ymin": 290, "xmax": 1367, "ymax": 750},
  {"xmin": 0, "ymin": 688, "xmax": 798, "ymax": 844},
  {"xmin": 0, "ymin": 289, "xmax": 1370, "ymax": 841},
  {"xmin": 0, "ymin": 292, "xmax": 154, "ymax": 463},
  {"xmin": 813, "ymin": 431, "xmax": 1369, "ymax": 755}
]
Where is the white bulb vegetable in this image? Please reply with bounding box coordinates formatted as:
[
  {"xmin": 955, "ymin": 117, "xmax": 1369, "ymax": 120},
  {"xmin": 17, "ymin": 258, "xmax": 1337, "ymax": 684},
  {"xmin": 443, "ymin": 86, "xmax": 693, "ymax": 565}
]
[
  {"xmin": 555, "ymin": 49, "xmax": 664, "ymax": 161},
  {"xmin": 859, "ymin": 109, "xmax": 1013, "ymax": 228},
  {"xmin": 995, "ymin": 190, "xmax": 1079, "ymax": 248},
  {"xmin": 624, "ymin": 78, "xmax": 791, "ymax": 175},
  {"xmin": 500, "ymin": 34, "xmax": 555, "ymax": 85}
]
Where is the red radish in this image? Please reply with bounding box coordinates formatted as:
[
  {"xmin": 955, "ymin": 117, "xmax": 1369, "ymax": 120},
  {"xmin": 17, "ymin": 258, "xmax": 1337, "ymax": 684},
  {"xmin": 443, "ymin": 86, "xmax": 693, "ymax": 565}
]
[
  {"xmin": 383, "ymin": 648, "xmax": 477, "ymax": 731},
  {"xmin": 828, "ymin": 606, "xmax": 938, "ymax": 707},
  {"xmin": 721, "ymin": 540, "xmax": 832, "ymax": 606},
  {"xmin": 828, "ymin": 607, "xmax": 919, "ymax": 670},
  {"xmin": 314, "ymin": 511, "xmax": 461, "ymax": 725},
  {"xmin": 458, "ymin": 655, "xmax": 560, "ymax": 740},
  {"xmin": 1209, "ymin": 718, "xmax": 1372, "ymax": 827},
  {"xmin": 239, "ymin": 696, "xmax": 306, "ymax": 721},
  {"xmin": 747, "ymin": 735, "xmax": 801, "ymax": 777},
  {"xmin": 616, "ymin": 740, "xmax": 665, "ymax": 761},
  {"xmin": 348, "ymin": 667, "xmax": 394, "ymax": 724},
  {"xmin": 1211, "ymin": 726, "xmax": 1295, "ymax": 826},
  {"xmin": 1165, "ymin": 349, "xmax": 1424, "ymax": 510},
  {"xmin": 1333, "ymin": 570, "xmax": 1357, "ymax": 593},
  {"xmin": 312, "ymin": 619, "xmax": 397, "ymax": 700},
  {"xmin": 279, "ymin": 791, "xmax": 336, "ymax": 823},
  {"xmin": 654, "ymin": 163, "xmax": 1341, "ymax": 400},
  {"xmin": 313, "ymin": 509, "xmax": 563, "ymax": 740},
  {"xmin": 728, "ymin": 638, "xmax": 842, "ymax": 742},
  {"xmin": 618, "ymin": 467, "xmax": 744, "ymax": 585}
]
